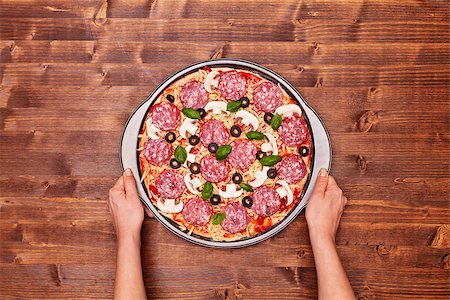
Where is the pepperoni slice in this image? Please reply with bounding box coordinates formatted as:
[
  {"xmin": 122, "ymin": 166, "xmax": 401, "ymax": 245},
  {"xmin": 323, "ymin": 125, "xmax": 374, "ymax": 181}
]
[
  {"xmin": 179, "ymin": 81, "xmax": 209, "ymax": 108},
  {"xmin": 253, "ymin": 81, "xmax": 282, "ymax": 113},
  {"xmin": 199, "ymin": 119, "xmax": 229, "ymax": 147},
  {"xmin": 182, "ymin": 197, "xmax": 213, "ymax": 226},
  {"xmin": 279, "ymin": 115, "xmax": 307, "ymax": 147},
  {"xmin": 227, "ymin": 139, "xmax": 257, "ymax": 170},
  {"xmin": 252, "ymin": 186, "xmax": 281, "ymax": 217},
  {"xmin": 217, "ymin": 71, "xmax": 247, "ymax": 100},
  {"xmin": 200, "ymin": 155, "xmax": 230, "ymax": 183},
  {"xmin": 143, "ymin": 139, "xmax": 172, "ymax": 166},
  {"xmin": 151, "ymin": 102, "xmax": 180, "ymax": 131},
  {"xmin": 156, "ymin": 170, "xmax": 186, "ymax": 199},
  {"xmin": 221, "ymin": 202, "xmax": 250, "ymax": 233},
  {"xmin": 276, "ymin": 154, "xmax": 306, "ymax": 184}
]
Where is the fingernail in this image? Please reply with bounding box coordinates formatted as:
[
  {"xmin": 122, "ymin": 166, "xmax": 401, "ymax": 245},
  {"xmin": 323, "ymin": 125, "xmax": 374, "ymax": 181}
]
[
  {"xmin": 319, "ymin": 168, "xmax": 328, "ymax": 177},
  {"xmin": 125, "ymin": 168, "xmax": 133, "ymax": 176}
]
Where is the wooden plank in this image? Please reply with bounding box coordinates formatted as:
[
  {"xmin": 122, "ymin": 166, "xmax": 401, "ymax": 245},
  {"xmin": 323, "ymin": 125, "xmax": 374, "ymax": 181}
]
[
  {"xmin": 1, "ymin": 63, "xmax": 449, "ymax": 87},
  {"xmin": 1, "ymin": 41, "xmax": 449, "ymax": 65},
  {"xmin": 0, "ymin": 173, "xmax": 447, "ymax": 203},
  {"xmin": 0, "ymin": 0, "xmax": 448, "ymax": 21},
  {"xmin": 1, "ymin": 219, "xmax": 449, "ymax": 269},
  {"xmin": 0, "ymin": 264, "xmax": 448, "ymax": 299},
  {"xmin": 0, "ymin": 134, "xmax": 448, "ymax": 178},
  {"xmin": 1, "ymin": 18, "xmax": 448, "ymax": 43},
  {"xmin": 2, "ymin": 86, "xmax": 448, "ymax": 111}
]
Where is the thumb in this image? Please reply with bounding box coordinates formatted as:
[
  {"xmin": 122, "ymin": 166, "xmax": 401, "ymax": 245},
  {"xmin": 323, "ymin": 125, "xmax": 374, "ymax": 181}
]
[
  {"xmin": 123, "ymin": 168, "xmax": 139, "ymax": 198},
  {"xmin": 312, "ymin": 168, "xmax": 329, "ymax": 196}
]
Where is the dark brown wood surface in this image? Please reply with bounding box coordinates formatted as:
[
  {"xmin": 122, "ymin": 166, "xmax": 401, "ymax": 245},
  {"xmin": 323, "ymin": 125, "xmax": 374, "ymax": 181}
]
[{"xmin": 1, "ymin": 0, "xmax": 449, "ymax": 299}]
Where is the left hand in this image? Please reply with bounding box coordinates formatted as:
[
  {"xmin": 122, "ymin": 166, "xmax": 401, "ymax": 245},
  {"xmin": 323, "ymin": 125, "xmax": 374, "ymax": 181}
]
[{"xmin": 108, "ymin": 169, "xmax": 144, "ymax": 242}]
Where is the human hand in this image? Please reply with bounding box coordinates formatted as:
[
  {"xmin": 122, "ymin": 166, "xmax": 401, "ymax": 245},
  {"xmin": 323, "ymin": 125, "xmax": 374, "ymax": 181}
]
[
  {"xmin": 108, "ymin": 169, "xmax": 144, "ymax": 243},
  {"xmin": 305, "ymin": 168, "xmax": 348, "ymax": 243}
]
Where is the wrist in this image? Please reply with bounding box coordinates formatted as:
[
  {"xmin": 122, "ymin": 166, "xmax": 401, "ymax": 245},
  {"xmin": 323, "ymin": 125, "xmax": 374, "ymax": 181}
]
[
  {"xmin": 308, "ymin": 227, "xmax": 336, "ymax": 246},
  {"xmin": 117, "ymin": 230, "xmax": 141, "ymax": 248}
]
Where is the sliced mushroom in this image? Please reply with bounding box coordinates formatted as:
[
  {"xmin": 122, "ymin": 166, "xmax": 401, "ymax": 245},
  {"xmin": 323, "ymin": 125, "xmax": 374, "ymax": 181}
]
[
  {"xmin": 275, "ymin": 104, "xmax": 302, "ymax": 118},
  {"xmin": 235, "ymin": 110, "xmax": 259, "ymax": 131},
  {"xmin": 218, "ymin": 184, "xmax": 243, "ymax": 198},
  {"xmin": 276, "ymin": 180, "xmax": 294, "ymax": 206},
  {"xmin": 204, "ymin": 101, "xmax": 230, "ymax": 115},
  {"xmin": 249, "ymin": 166, "xmax": 269, "ymax": 188},
  {"xmin": 184, "ymin": 173, "xmax": 202, "ymax": 195},
  {"xmin": 146, "ymin": 118, "xmax": 161, "ymax": 140},
  {"xmin": 156, "ymin": 198, "xmax": 184, "ymax": 213},
  {"xmin": 204, "ymin": 70, "xmax": 220, "ymax": 93},
  {"xmin": 179, "ymin": 118, "xmax": 198, "ymax": 139},
  {"xmin": 263, "ymin": 132, "xmax": 278, "ymax": 155},
  {"xmin": 182, "ymin": 146, "xmax": 197, "ymax": 167}
]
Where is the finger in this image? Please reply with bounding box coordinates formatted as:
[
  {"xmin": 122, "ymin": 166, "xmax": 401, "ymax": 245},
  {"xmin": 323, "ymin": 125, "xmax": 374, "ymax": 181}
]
[
  {"xmin": 343, "ymin": 196, "xmax": 348, "ymax": 205},
  {"xmin": 144, "ymin": 207, "xmax": 154, "ymax": 218},
  {"xmin": 327, "ymin": 174, "xmax": 339, "ymax": 187},
  {"xmin": 111, "ymin": 176, "xmax": 125, "ymax": 192},
  {"xmin": 312, "ymin": 168, "xmax": 329, "ymax": 196},
  {"xmin": 123, "ymin": 168, "xmax": 139, "ymax": 199}
]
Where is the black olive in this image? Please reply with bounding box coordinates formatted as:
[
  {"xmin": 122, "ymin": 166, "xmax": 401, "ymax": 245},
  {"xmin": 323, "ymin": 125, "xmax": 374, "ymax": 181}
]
[
  {"xmin": 210, "ymin": 194, "xmax": 221, "ymax": 205},
  {"xmin": 267, "ymin": 168, "xmax": 277, "ymax": 179},
  {"xmin": 299, "ymin": 146, "xmax": 309, "ymax": 157},
  {"xmin": 165, "ymin": 132, "xmax": 176, "ymax": 143},
  {"xmin": 256, "ymin": 150, "xmax": 266, "ymax": 160},
  {"xmin": 264, "ymin": 113, "xmax": 274, "ymax": 124},
  {"xmin": 189, "ymin": 135, "xmax": 200, "ymax": 146},
  {"xmin": 230, "ymin": 125, "xmax": 242, "ymax": 137},
  {"xmin": 169, "ymin": 158, "xmax": 181, "ymax": 169},
  {"xmin": 232, "ymin": 173, "xmax": 243, "ymax": 184},
  {"xmin": 197, "ymin": 108, "xmax": 207, "ymax": 119},
  {"xmin": 166, "ymin": 94, "xmax": 175, "ymax": 102},
  {"xmin": 189, "ymin": 162, "xmax": 201, "ymax": 174},
  {"xmin": 240, "ymin": 97, "xmax": 250, "ymax": 108},
  {"xmin": 208, "ymin": 143, "xmax": 218, "ymax": 153},
  {"xmin": 242, "ymin": 196, "xmax": 253, "ymax": 208}
]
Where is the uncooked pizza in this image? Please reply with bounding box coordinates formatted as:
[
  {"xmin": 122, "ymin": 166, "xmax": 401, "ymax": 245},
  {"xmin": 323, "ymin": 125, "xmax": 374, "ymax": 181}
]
[{"xmin": 138, "ymin": 67, "xmax": 313, "ymax": 242}]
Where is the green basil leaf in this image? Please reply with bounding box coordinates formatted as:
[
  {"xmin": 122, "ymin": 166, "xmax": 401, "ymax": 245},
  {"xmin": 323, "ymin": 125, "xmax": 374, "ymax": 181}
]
[
  {"xmin": 181, "ymin": 108, "xmax": 201, "ymax": 120},
  {"xmin": 226, "ymin": 100, "xmax": 242, "ymax": 112},
  {"xmin": 201, "ymin": 182, "xmax": 213, "ymax": 200},
  {"xmin": 174, "ymin": 145, "xmax": 187, "ymax": 164},
  {"xmin": 211, "ymin": 212, "xmax": 226, "ymax": 225},
  {"xmin": 215, "ymin": 145, "xmax": 232, "ymax": 161},
  {"xmin": 239, "ymin": 183, "xmax": 253, "ymax": 192},
  {"xmin": 259, "ymin": 155, "xmax": 282, "ymax": 166},
  {"xmin": 270, "ymin": 113, "xmax": 282, "ymax": 130},
  {"xmin": 246, "ymin": 131, "xmax": 265, "ymax": 140}
]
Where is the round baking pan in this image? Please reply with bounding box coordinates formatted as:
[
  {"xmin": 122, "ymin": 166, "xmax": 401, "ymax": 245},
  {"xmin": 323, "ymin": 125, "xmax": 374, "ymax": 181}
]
[{"xmin": 120, "ymin": 59, "xmax": 331, "ymax": 248}]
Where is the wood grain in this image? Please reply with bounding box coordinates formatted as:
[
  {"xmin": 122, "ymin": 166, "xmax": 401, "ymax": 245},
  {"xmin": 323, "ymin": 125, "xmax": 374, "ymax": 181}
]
[{"xmin": 0, "ymin": 0, "xmax": 449, "ymax": 299}]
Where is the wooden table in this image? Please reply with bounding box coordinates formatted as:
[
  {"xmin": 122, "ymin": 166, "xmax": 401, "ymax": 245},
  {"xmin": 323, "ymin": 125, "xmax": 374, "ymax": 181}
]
[{"xmin": 1, "ymin": 1, "xmax": 449, "ymax": 299}]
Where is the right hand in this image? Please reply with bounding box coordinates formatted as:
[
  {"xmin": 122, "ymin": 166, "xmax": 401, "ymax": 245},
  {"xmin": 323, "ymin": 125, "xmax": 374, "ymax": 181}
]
[{"xmin": 305, "ymin": 168, "xmax": 348, "ymax": 242}]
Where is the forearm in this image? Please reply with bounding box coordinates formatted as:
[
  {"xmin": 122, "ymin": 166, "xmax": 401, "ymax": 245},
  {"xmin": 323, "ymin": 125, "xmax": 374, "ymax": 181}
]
[
  {"xmin": 114, "ymin": 235, "xmax": 147, "ymax": 300},
  {"xmin": 310, "ymin": 233, "xmax": 355, "ymax": 300}
]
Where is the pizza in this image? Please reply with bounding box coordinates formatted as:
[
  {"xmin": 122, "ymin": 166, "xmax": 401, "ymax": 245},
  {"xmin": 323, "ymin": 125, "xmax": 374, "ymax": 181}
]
[{"xmin": 137, "ymin": 66, "xmax": 313, "ymax": 242}]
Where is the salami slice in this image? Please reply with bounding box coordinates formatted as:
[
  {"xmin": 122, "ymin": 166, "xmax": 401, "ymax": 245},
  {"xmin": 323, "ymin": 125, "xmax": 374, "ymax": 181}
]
[
  {"xmin": 252, "ymin": 186, "xmax": 281, "ymax": 217},
  {"xmin": 200, "ymin": 154, "xmax": 230, "ymax": 183},
  {"xmin": 151, "ymin": 102, "xmax": 180, "ymax": 131},
  {"xmin": 253, "ymin": 81, "xmax": 282, "ymax": 112},
  {"xmin": 227, "ymin": 139, "xmax": 257, "ymax": 170},
  {"xmin": 182, "ymin": 197, "xmax": 213, "ymax": 226},
  {"xmin": 276, "ymin": 154, "xmax": 306, "ymax": 184},
  {"xmin": 156, "ymin": 170, "xmax": 186, "ymax": 199},
  {"xmin": 143, "ymin": 139, "xmax": 172, "ymax": 166},
  {"xmin": 217, "ymin": 71, "xmax": 247, "ymax": 100},
  {"xmin": 199, "ymin": 119, "xmax": 230, "ymax": 147},
  {"xmin": 279, "ymin": 115, "xmax": 307, "ymax": 147},
  {"xmin": 221, "ymin": 202, "xmax": 250, "ymax": 234},
  {"xmin": 179, "ymin": 81, "xmax": 209, "ymax": 108}
]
